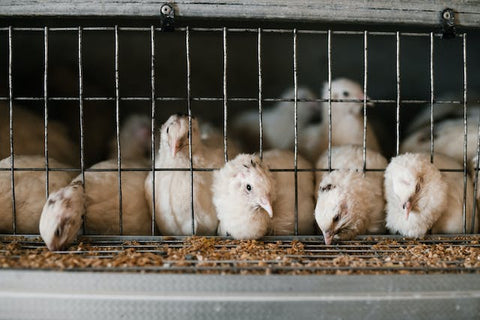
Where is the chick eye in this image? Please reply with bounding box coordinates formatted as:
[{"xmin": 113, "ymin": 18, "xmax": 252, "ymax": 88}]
[
  {"xmin": 320, "ymin": 184, "xmax": 334, "ymax": 192},
  {"xmin": 333, "ymin": 214, "xmax": 340, "ymax": 223},
  {"xmin": 55, "ymin": 228, "xmax": 61, "ymax": 237},
  {"xmin": 166, "ymin": 127, "xmax": 169, "ymax": 134},
  {"xmin": 415, "ymin": 183, "xmax": 421, "ymax": 193},
  {"xmin": 246, "ymin": 184, "xmax": 252, "ymax": 191},
  {"xmin": 343, "ymin": 91, "xmax": 349, "ymax": 97}
]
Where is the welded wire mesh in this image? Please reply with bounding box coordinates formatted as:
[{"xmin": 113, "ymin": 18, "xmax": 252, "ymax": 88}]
[{"xmin": 0, "ymin": 25, "xmax": 479, "ymax": 274}]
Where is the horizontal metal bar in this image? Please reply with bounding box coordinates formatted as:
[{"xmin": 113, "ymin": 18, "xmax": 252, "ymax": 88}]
[
  {"xmin": 0, "ymin": 96, "xmax": 472, "ymax": 105},
  {"xmin": 0, "ymin": 26, "xmax": 466, "ymax": 37}
]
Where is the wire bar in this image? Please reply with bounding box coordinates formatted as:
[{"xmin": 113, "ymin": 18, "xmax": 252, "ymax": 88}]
[
  {"xmin": 78, "ymin": 26, "xmax": 86, "ymax": 233},
  {"xmin": 186, "ymin": 27, "xmax": 195, "ymax": 235},
  {"xmin": 362, "ymin": 31, "xmax": 368, "ymax": 172},
  {"xmin": 43, "ymin": 27, "xmax": 49, "ymax": 198},
  {"xmin": 429, "ymin": 32, "xmax": 435, "ymax": 163},
  {"xmin": 257, "ymin": 28, "xmax": 263, "ymax": 159},
  {"xmin": 327, "ymin": 30, "xmax": 332, "ymax": 171},
  {"xmin": 395, "ymin": 32, "xmax": 400, "ymax": 156},
  {"xmin": 114, "ymin": 25, "xmax": 123, "ymax": 235},
  {"xmin": 462, "ymin": 33, "xmax": 468, "ymax": 234},
  {"xmin": 8, "ymin": 26, "xmax": 16, "ymax": 234},
  {"xmin": 223, "ymin": 27, "xmax": 228, "ymax": 163},
  {"xmin": 150, "ymin": 25, "xmax": 156, "ymax": 236},
  {"xmin": 293, "ymin": 28, "xmax": 299, "ymax": 236}
]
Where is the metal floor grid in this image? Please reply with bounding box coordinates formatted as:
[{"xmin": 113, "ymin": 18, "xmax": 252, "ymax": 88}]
[{"xmin": 1, "ymin": 235, "xmax": 479, "ymax": 274}]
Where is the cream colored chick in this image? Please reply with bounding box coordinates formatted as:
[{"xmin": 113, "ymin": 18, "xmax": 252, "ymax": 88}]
[
  {"xmin": 0, "ymin": 155, "xmax": 75, "ymax": 234},
  {"xmin": 145, "ymin": 114, "xmax": 222, "ymax": 236},
  {"xmin": 314, "ymin": 145, "xmax": 387, "ymax": 245},
  {"xmin": 384, "ymin": 153, "xmax": 477, "ymax": 238},
  {"xmin": 109, "ymin": 114, "xmax": 152, "ymax": 161},
  {"xmin": 213, "ymin": 151, "xmax": 315, "ymax": 240},
  {"xmin": 40, "ymin": 115, "xmax": 152, "ymax": 251},
  {"xmin": 0, "ymin": 104, "xmax": 78, "ymax": 166},
  {"xmin": 401, "ymin": 118, "xmax": 478, "ymax": 166},
  {"xmin": 234, "ymin": 87, "xmax": 320, "ymax": 152},
  {"xmin": 299, "ymin": 78, "xmax": 380, "ymax": 163},
  {"xmin": 199, "ymin": 119, "xmax": 241, "ymax": 160}
]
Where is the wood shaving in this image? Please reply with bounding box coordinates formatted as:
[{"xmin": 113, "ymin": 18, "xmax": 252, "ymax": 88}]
[{"xmin": 1, "ymin": 236, "xmax": 479, "ymax": 274}]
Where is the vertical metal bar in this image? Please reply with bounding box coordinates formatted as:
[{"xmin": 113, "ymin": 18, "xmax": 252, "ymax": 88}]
[
  {"xmin": 8, "ymin": 26, "xmax": 16, "ymax": 234},
  {"xmin": 429, "ymin": 32, "xmax": 435, "ymax": 163},
  {"xmin": 150, "ymin": 25, "xmax": 156, "ymax": 236},
  {"xmin": 257, "ymin": 28, "xmax": 263, "ymax": 160},
  {"xmin": 327, "ymin": 30, "xmax": 332, "ymax": 171},
  {"xmin": 223, "ymin": 27, "xmax": 228, "ymax": 163},
  {"xmin": 186, "ymin": 27, "xmax": 195, "ymax": 235},
  {"xmin": 293, "ymin": 28, "xmax": 298, "ymax": 236},
  {"xmin": 43, "ymin": 27, "xmax": 49, "ymax": 198},
  {"xmin": 362, "ymin": 31, "xmax": 368, "ymax": 173},
  {"xmin": 472, "ymin": 116, "xmax": 480, "ymax": 233},
  {"xmin": 395, "ymin": 32, "xmax": 400, "ymax": 156},
  {"xmin": 462, "ymin": 33, "xmax": 468, "ymax": 234},
  {"xmin": 78, "ymin": 26, "xmax": 86, "ymax": 233},
  {"xmin": 114, "ymin": 25, "xmax": 123, "ymax": 235}
]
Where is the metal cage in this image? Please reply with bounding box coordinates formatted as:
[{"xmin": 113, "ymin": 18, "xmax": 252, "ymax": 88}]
[{"xmin": 0, "ymin": 1, "xmax": 480, "ymax": 319}]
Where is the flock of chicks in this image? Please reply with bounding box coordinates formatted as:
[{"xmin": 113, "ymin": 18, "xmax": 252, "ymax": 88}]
[{"xmin": 0, "ymin": 78, "xmax": 479, "ymax": 252}]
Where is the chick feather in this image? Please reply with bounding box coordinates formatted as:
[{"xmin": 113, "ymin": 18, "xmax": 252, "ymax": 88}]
[
  {"xmin": 213, "ymin": 150, "xmax": 315, "ymax": 239},
  {"xmin": 384, "ymin": 152, "xmax": 477, "ymax": 237},
  {"xmin": 0, "ymin": 104, "xmax": 78, "ymax": 166},
  {"xmin": 40, "ymin": 114, "xmax": 152, "ymax": 251},
  {"xmin": 0, "ymin": 155, "xmax": 75, "ymax": 234},
  {"xmin": 233, "ymin": 87, "xmax": 320, "ymax": 153},
  {"xmin": 299, "ymin": 78, "xmax": 380, "ymax": 163},
  {"xmin": 314, "ymin": 145, "xmax": 387, "ymax": 244},
  {"xmin": 145, "ymin": 114, "xmax": 222, "ymax": 236}
]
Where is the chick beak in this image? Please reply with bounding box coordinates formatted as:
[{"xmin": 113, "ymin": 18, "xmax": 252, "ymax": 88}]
[
  {"xmin": 403, "ymin": 201, "xmax": 412, "ymax": 220},
  {"xmin": 171, "ymin": 139, "xmax": 182, "ymax": 157},
  {"xmin": 259, "ymin": 197, "xmax": 273, "ymax": 218},
  {"xmin": 323, "ymin": 230, "xmax": 334, "ymax": 245},
  {"xmin": 358, "ymin": 93, "xmax": 374, "ymax": 107}
]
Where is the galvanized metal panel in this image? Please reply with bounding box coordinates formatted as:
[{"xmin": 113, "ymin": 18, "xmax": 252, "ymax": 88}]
[
  {"xmin": 0, "ymin": 271, "xmax": 479, "ymax": 320},
  {"xmin": 0, "ymin": 0, "xmax": 479, "ymax": 27}
]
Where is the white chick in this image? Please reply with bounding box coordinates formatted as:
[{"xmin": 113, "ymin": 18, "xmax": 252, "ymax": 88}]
[
  {"xmin": 0, "ymin": 103, "xmax": 79, "ymax": 166},
  {"xmin": 40, "ymin": 115, "xmax": 152, "ymax": 251},
  {"xmin": 314, "ymin": 145, "xmax": 387, "ymax": 245},
  {"xmin": 213, "ymin": 150, "xmax": 315, "ymax": 240},
  {"xmin": 0, "ymin": 155, "xmax": 75, "ymax": 234},
  {"xmin": 145, "ymin": 113, "xmax": 222, "ymax": 236},
  {"xmin": 401, "ymin": 118, "xmax": 478, "ymax": 166},
  {"xmin": 384, "ymin": 152, "xmax": 477, "ymax": 238},
  {"xmin": 299, "ymin": 78, "xmax": 380, "ymax": 163},
  {"xmin": 233, "ymin": 87, "xmax": 320, "ymax": 152},
  {"xmin": 198, "ymin": 119, "xmax": 241, "ymax": 160},
  {"xmin": 109, "ymin": 114, "xmax": 152, "ymax": 161}
]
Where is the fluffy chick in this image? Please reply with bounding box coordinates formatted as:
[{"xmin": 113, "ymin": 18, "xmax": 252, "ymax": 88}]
[
  {"xmin": 0, "ymin": 155, "xmax": 75, "ymax": 234},
  {"xmin": 109, "ymin": 114, "xmax": 152, "ymax": 161},
  {"xmin": 145, "ymin": 113, "xmax": 222, "ymax": 236},
  {"xmin": 40, "ymin": 117, "xmax": 152, "ymax": 251},
  {"xmin": 314, "ymin": 145, "xmax": 387, "ymax": 245},
  {"xmin": 213, "ymin": 150, "xmax": 315, "ymax": 240},
  {"xmin": 234, "ymin": 87, "xmax": 320, "ymax": 152},
  {"xmin": 0, "ymin": 104, "xmax": 79, "ymax": 166},
  {"xmin": 401, "ymin": 118, "xmax": 478, "ymax": 166},
  {"xmin": 384, "ymin": 153, "xmax": 477, "ymax": 238},
  {"xmin": 299, "ymin": 78, "xmax": 380, "ymax": 163},
  {"xmin": 199, "ymin": 119, "xmax": 241, "ymax": 160}
]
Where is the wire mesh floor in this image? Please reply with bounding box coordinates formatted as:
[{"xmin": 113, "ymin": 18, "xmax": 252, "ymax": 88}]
[{"xmin": 1, "ymin": 235, "xmax": 479, "ymax": 274}]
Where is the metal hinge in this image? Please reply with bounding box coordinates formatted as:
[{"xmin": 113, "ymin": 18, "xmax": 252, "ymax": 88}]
[
  {"xmin": 160, "ymin": 3, "xmax": 175, "ymax": 32},
  {"xmin": 440, "ymin": 8, "xmax": 456, "ymax": 39}
]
